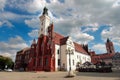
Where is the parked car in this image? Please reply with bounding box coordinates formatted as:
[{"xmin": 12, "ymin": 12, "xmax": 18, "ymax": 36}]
[{"xmin": 5, "ymin": 69, "xmax": 13, "ymax": 72}]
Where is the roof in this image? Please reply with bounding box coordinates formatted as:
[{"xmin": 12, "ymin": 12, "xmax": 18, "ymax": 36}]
[
  {"xmin": 74, "ymin": 42, "xmax": 88, "ymax": 55},
  {"xmin": 60, "ymin": 36, "xmax": 69, "ymax": 45},
  {"xmin": 54, "ymin": 32, "xmax": 88, "ymax": 55},
  {"xmin": 95, "ymin": 53, "xmax": 115, "ymax": 59},
  {"xmin": 54, "ymin": 32, "xmax": 64, "ymax": 45},
  {"xmin": 17, "ymin": 47, "xmax": 30, "ymax": 55}
]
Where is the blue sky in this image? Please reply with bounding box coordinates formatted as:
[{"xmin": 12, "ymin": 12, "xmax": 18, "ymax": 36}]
[{"xmin": 0, "ymin": 0, "xmax": 120, "ymax": 61}]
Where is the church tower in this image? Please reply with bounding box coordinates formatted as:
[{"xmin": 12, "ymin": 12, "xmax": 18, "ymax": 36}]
[
  {"xmin": 106, "ymin": 38, "xmax": 115, "ymax": 54},
  {"xmin": 36, "ymin": 7, "xmax": 55, "ymax": 71},
  {"xmin": 39, "ymin": 7, "xmax": 50, "ymax": 36}
]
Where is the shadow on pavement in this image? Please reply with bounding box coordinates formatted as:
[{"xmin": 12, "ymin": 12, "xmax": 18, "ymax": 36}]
[{"xmin": 76, "ymin": 70, "xmax": 120, "ymax": 78}]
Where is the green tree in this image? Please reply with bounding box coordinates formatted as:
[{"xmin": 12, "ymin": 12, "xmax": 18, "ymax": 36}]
[{"xmin": 0, "ymin": 55, "xmax": 14, "ymax": 70}]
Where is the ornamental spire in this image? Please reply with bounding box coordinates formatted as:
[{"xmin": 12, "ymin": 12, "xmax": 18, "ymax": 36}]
[
  {"xmin": 42, "ymin": 7, "xmax": 48, "ymax": 15},
  {"xmin": 107, "ymin": 38, "xmax": 110, "ymax": 42}
]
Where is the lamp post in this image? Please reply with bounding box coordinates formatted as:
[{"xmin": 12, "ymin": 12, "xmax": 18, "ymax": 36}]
[{"xmin": 66, "ymin": 48, "xmax": 75, "ymax": 77}]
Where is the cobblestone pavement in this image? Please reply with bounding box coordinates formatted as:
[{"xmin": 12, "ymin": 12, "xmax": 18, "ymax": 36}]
[{"xmin": 0, "ymin": 70, "xmax": 120, "ymax": 80}]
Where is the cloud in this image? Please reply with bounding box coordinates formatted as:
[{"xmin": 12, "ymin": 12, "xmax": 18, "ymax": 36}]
[
  {"xmin": 25, "ymin": 18, "xmax": 40, "ymax": 28},
  {"xmin": 112, "ymin": 0, "xmax": 120, "ymax": 8},
  {"xmin": 82, "ymin": 23, "xmax": 99, "ymax": 32},
  {"xmin": 0, "ymin": 11, "xmax": 33, "ymax": 21},
  {"xmin": 0, "ymin": 20, "xmax": 14, "ymax": 27},
  {"xmin": 0, "ymin": 52, "xmax": 11, "ymax": 57},
  {"xmin": 101, "ymin": 25, "xmax": 120, "ymax": 47},
  {"xmin": 92, "ymin": 43, "xmax": 106, "ymax": 54},
  {"xmin": 70, "ymin": 27, "xmax": 94, "ymax": 44},
  {"xmin": 0, "ymin": 36, "xmax": 28, "ymax": 61},
  {"xmin": 0, "ymin": 0, "xmax": 6, "ymax": 11},
  {"xmin": 28, "ymin": 29, "xmax": 38, "ymax": 38},
  {"xmin": 1, "ymin": 0, "xmax": 120, "ymax": 54},
  {"xmin": 6, "ymin": 0, "xmax": 46, "ymax": 13}
]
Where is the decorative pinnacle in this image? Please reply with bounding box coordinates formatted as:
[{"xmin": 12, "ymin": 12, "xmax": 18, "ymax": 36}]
[{"xmin": 42, "ymin": 7, "xmax": 48, "ymax": 15}]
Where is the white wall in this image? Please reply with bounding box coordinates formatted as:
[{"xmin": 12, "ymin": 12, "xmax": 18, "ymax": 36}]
[
  {"xmin": 75, "ymin": 51, "xmax": 91, "ymax": 64},
  {"xmin": 55, "ymin": 37, "xmax": 91, "ymax": 71},
  {"xmin": 55, "ymin": 44, "xmax": 60, "ymax": 71},
  {"xmin": 60, "ymin": 45, "xmax": 67, "ymax": 70},
  {"xmin": 67, "ymin": 51, "xmax": 91, "ymax": 71}
]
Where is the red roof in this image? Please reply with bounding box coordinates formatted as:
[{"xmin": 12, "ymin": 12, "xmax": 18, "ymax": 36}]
[
  {"xmin": 54, "ymin": 32, "xmax": 88, "ymax": 55},
  {"xmin": 60, "ymin": 37, "xmax": 69, "ymax": 45},
  {"xmin": 93, "ymin": 53, "xmax": 115, "ymax": 60},
  {"xmin": 54, "ymin": 32, "xmax": 64, "ymax": 45},
  {"xmin": 74, "ymin": 42, "xmax": 88, "ymax": 55}
]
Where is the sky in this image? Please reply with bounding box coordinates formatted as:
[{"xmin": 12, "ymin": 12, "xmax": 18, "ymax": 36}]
[{"xmin": 0, "ymin": 0, "xmax": 120, "ymax": 61}]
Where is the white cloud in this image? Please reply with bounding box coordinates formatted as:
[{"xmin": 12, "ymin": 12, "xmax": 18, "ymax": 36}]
[
  {"xmin": 6, "ymin": 0, "xmax": 46, "ymax": 13},
  {"xmin": 0, "ymin": 0, "xmax": 6, "ymax": 11},
  {"xmin": 0, "ymin": 21, "xmax": 3, "ymax": 26},
  {"xmin": 28, "ymin": 29, "xmax": 38, "ymax": 38},
  {"xmin": 0, "ymin": 36, "xmax": 28, "ymax": 61},
  {"xmin": 70, "ymin": 27, "xmax": 94, "ymax": 44},
  {"xmin": 25, "ymin": 18, "xmax": 40, "ymax": 28},
  {"xmin": 0, "ymin": 20, "xmax": 14, "ymax": 27},
  {"xmin": 26, "ymin": 0, "xmax": 46, "ymax": 13},
  {"xmin": 101, "ymin": 25, "xmax": 120, "ymax": 47},
  {"xmin": 1, "ymin": 0, "xmax": 120, "ymax": 54},
  {"xmin": 92, "ymin": 43, "xmax": 106, "ymax": 54},
  {"xmin": 112, "ymin": 0, "xmax": 120, "ymax": 8},
  {"xmin": 0, "ymin": 11, "xmax": 33, "ymax": 21},
  {"xmin": 0, "ymin": 52, "xmax": 11, "ymax": 57}
]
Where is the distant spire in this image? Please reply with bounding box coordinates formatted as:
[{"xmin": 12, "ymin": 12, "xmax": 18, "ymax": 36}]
[
  {"xmin": 32, "ymin": 39, "xmax": 36, "ymax": 44},
  {"xmin": 42, "ymin": 7, "xmax": 48, "ymax": 15}
]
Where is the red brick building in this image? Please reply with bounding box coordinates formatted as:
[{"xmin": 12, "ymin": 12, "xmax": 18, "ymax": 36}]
[
  {"xmin": 14, "ymin": 7, "xmax": 116, "ymax": 71},
  {"xmin": 14, "ymin": 7, "xmax": 91, "ymax": 71},
  {"xmin": 90, "ymin": 38, "xmax": 115, "ymax": 64}
]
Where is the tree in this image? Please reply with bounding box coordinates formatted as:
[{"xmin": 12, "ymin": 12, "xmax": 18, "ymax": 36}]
[{"xmin": 0, "ymin": 55, "xmax": 14, "ymax": 70}]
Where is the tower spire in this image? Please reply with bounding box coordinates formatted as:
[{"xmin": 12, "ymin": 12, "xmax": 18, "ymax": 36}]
[
  {"xmin": 32, "ymin": 39, "xmax": 36, "ymax": 44},
  {"xmin": 42, "ymin": 7, "xmax": 48, "ymax": 15},
  {"xmin": 107, "ymin": 38, "xmax": 110, "ymax": 42}
]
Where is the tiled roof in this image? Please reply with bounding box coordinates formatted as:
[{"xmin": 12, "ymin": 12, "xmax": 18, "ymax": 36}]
[
  {"xmin": 74, "ymin": 42, "xmax": 88, "ymax": 55},
  {"xmin": 54, "ymin": 32, "xmax": 64, "ymax": 45},
  {"xmin": 60, "ymin": 36, "xmax": 69, "ymax": 45},
  {"xmin": 54, "ymin": 32, "xmax": 88, "ymax": 55},
  {"xmin": 17, "ymin": 47, "xmax": 30, "ymax": 55},
  {"xmin": 96, "ymin": 53, "xmax": 115, "ymax": 59}
]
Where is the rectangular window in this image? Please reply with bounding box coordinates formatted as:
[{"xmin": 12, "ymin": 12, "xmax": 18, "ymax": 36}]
[
  {"xmin": 33, "ymin": 59, "xmax": 35, "ymax": 66},
  {"xmin": 58, "ymin": 59, "xmax": 60, "ymax": 66},
  {"xmin": 73, "ymin": 60, "xmax": 74, "ymax": 65},
  {"xmin": 45, "ymin": 58, "xmax": 48, "ymax": 66},
  {"xmin": 77, "ymin": 55, "xmax": 78, "ymax": 59},
  {"xmin": 57, "ymin": 49, "xmax": 59, "ymax": 54},
  {"xmin": 39, "ymin": 58, "xmax": 42, "ymax": 66}
]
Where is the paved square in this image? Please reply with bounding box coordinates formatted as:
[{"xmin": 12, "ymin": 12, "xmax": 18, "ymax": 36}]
[{"xmin": 0, "ymin": 70, "xmax": 120, "ymax": 80}]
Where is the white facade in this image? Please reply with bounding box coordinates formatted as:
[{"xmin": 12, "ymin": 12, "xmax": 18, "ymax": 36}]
[
  {"xmin": 54, "ymin": 37, "xmax": 91, "ymax": 71},
  {"xmin": 39, "ymin": 14, "xmax": 50, "ymax": 36},
  {"xmin": 55, "ymin": 44, "xmax": 60, "ymax": 71}
]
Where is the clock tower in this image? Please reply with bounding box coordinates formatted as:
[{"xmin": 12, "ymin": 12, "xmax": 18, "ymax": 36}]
[{"xmin": 39, "ymin": 7, "xmax": 50, "ymax": 36}]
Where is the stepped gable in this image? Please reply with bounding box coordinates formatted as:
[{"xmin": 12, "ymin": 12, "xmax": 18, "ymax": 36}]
[{"xmin": 54, "ymin": 32, "xmax": 88, "ymax": 55}]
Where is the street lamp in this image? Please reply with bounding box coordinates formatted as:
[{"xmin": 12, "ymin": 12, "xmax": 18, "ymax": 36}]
[{"xmin": 66, "ymin": 48, "xmax": 75, "ymax": 77}]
